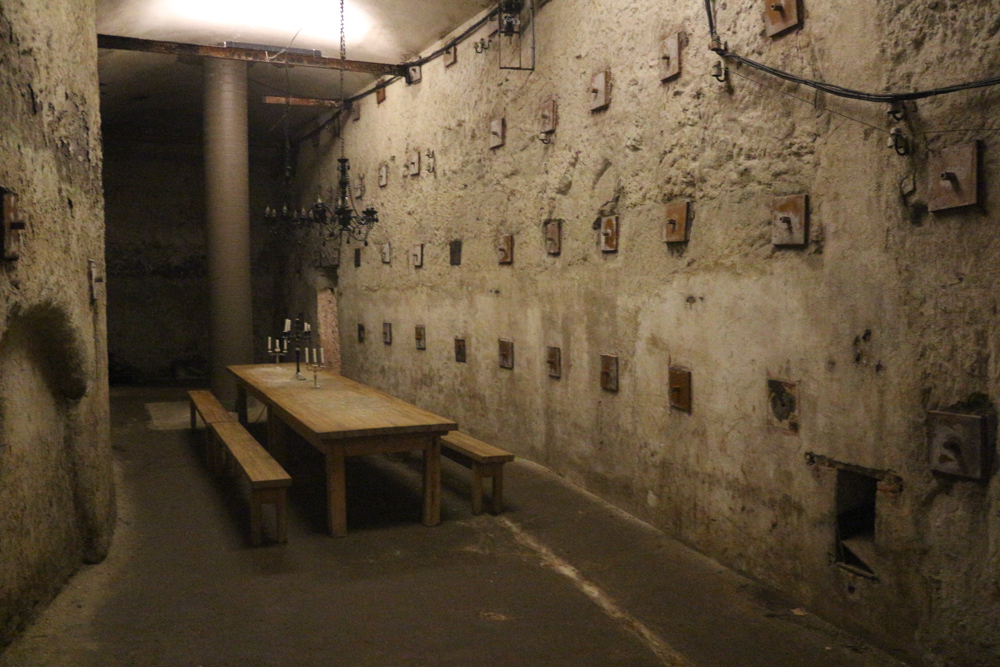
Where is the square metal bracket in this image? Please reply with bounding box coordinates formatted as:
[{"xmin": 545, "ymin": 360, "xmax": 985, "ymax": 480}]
[
  {"xmin": 764, "ymin": 0, "xmax": 801, "ymax": 37},
  {"xmin": 358, "ymin": 324, "xmax": 366, "ymax": 343},
  {"xmin": 354, "ymin": 173, "xmax": 365, "ymax": 200},
  {"xmin": 444, "ymin": 44, "xmax": 458, "ymax": 67},
  {"xmin": 354, "ymin": 247, "xmax": 362, "ymax": 267},
  {"xmin": 660, "ymin": 33, "xmax": 682, "ymax": 82},
  {"xmin": 376, "ymin": 86, "xmax": 386, "ymax": 105},
  {"xmin": 928, "ymin": 141, "xmax": 980, "ymax": 212},
  {"xmin": 415, "ymin": 325, "xmax": 426, "ymax": 350},
  {"xmin": 540, "ymin": 98, "xmax": 558, "ymax": 137},
  {"xmin": 406, "ymin": 65, "xmax": 422, "ymax": 84},
  {"xmin": 1, "ymin": 190, "xmax": 26, "ymax": 261},
  {"xmin": 88, "ymin": 259, "xmax": 104, "ymax": 304},
  {"xmin": 381, "ymin": 242, "xmax": 392, "ymax": 264},
  {"xmin": 499, "ymin": 339, "xmax": 514, "ymax": 369},
  {"xmin": 498, "ymin": 235, "xmax": 514, "ymax": 264},
  {"xmin": 669, "ymin": 366, "xmax": 692, "ymax": 413},
  {"xmin": 545, "ymin": 220, "xmax": 562, "ymax": 255},
  {"xmin": 378, "ymin": 163, "xmax": 389, "ymax": 187},
  {"xmin": 450, "ymin": 239, "xmax": 463, "ymax": 266},
  {"xmin": 411, "ymin": 243, "xmax": 424, "ymax": 268},
  {"xmin": 408, "ymin": 150, "xmax": 421, "ymax": 176},
  {"xmin": 600, "ymin": 215, "xmax": 619, "ymax": 253},
  {"xmin": 351, "ymin": 102, "xmax": 361, "ymax": 122},
  {"xmin": 663, "ymin": 201, "xmax": 691, "ymax": 243},
  {"xmin": 454, "ymin": 337, "xmax": 467, "ymax": 363},
  {"xmin": 771, "ymin": 194, "xmax": 808, "ymax": 247},
  {"xmin": 927, "ymin": 410, "xmax": 990, "ymax": 480},
  {"xmin": 547, "ymin": 346, "xmax": 562, "ymax": 378},
  {"xmin": 600, "ymin": 354, "xmax": 619, "ymax": 392},
  {"xmin": 590, "ymin": 70, "xmax": 611, "ymax": 112},
  {"xmin": 383, "ymin": 323, "xmax": 392, "ymax": 345},
  {"xmin": 490, "ymin": 118, "xmax": 506, "ymax": 149},
  {"xmin": 767, "ymin": 379, "xmax": 799, "ymax": 433}
]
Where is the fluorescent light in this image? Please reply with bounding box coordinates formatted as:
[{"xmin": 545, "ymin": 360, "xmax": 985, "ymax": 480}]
[{"xmin": 157, "ymin": 0, "xmax": 373, "ymax": 46}]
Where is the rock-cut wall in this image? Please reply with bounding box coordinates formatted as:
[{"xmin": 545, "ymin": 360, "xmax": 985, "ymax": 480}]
[
  {"xmin": 293, "ymin": 1, "xmax": 1000, "ymax": 664},
  {"xmin": 0, "ymin": 0, "xmax": 114, "ymax": 646}
]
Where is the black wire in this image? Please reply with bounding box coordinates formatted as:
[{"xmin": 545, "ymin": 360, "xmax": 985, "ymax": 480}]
[
  {"xmin": 703, "ymin": 0, "xmax": 1000, "ymax": 104},
  {"xmin": 724, "ymin": 51, "xmax": 1000, "ymax": 103}
]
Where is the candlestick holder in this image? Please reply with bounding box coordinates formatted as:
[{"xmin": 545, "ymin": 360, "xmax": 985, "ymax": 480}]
[
  {"xmin": 268, "ymin": 347, "xmax": 284, "ymax": 364},
  {"xmin": 281, "ymin": 314, "xmax": 313, "ymax": 381},
  {"xmin": 309, "ymin": 360, "xmax": 324, "ymax": 388}
]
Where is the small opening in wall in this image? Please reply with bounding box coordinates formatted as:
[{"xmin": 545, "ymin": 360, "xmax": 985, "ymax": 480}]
[{"xmin": 835, "ymin": 469, "xmax": 878, "ymax": 579}]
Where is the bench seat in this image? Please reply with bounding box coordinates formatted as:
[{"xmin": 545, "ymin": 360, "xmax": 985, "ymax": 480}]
[
  {"xmin": 211, "ymin": 420, "xmax": 292, "ymax": 546},
  {"xmin": 440, "ymin": 431, "xmax": 514, "ymax": 515}
]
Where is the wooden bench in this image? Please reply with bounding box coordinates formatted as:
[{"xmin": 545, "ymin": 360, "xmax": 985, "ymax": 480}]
[
  {"xmin": 188, "ymin": 389, "xmax": 235, "ymax": 473},
  {"xmin": 210, "ymin": 420, "xmax": 292, "ymax": 546},
  {"xmin": 440, "ymin": 432, "xmax": 515, "ymax": 515}
]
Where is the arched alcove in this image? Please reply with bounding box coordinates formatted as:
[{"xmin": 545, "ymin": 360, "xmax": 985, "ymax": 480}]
[{"xmin": 0, "ymin": 303, "xmax": 90, "ymax": 641}]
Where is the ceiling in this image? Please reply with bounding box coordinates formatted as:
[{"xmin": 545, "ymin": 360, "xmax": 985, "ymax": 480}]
[{"xmin": 96, "ymin": 0, "xmax": 494, "ymax": 145}]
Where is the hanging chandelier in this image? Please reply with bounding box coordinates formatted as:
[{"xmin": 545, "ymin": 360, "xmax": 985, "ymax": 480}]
[{"xmin": 263, "ymin": 0, "xmax": 378, "ymax": 245}]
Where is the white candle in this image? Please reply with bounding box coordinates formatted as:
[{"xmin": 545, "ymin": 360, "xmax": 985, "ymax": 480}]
[
  {"xmin": 305, "ymin": 322, "xmax": 311, "ymax": 332},
  {"xmin": 320, "ymin": 348, "xmax": 325, "ymax": 364},
  {"xmin": 268, "ymin": 336, "xmax": 272, "ymax": 351},
  {"xmin": 283, "ymin": 339, "xmax": 288, "ymax": 351},
  {"xmin": 284, "ymin": 319, "xmax": 291, "ymax": 332}
]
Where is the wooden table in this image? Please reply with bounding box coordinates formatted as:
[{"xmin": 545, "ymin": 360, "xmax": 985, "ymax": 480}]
[{"xmin": 227, "ymin": 363, "xmax": 457, "ymax": 537}]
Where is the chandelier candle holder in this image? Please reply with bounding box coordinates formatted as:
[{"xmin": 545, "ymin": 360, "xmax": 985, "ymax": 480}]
[
  {"xmin": 266, "ymin": 336, "xmax": 287, "ymax": 364},
  {"xmin": 281, "ymin": 316, "xmax": 314, "ymax": 381}
]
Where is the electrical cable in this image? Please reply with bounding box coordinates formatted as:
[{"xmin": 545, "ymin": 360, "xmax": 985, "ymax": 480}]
[{"xmin": 704, "ymin": 0, "xmax": 1000, "ymax": 104}]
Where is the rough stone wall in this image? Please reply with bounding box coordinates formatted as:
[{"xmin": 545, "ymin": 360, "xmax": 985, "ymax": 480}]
[
  {"xmin": 103, "ymin": 135, "xmax": 285, "ymax": 384},
  {"xmin": 0, "ymin": 0, "xmax": 114, "ymax": 646},
  {"xmin": 293, "ymin": 1, "xmax": 1000, "ymax": 664}
]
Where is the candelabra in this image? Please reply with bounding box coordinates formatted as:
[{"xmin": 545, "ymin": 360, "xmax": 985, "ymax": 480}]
[{"xmin": 279, "ymin": 315, "xmax": 313, "ymax": 381}]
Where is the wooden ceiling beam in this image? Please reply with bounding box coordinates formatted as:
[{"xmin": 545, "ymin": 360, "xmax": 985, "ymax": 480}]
[{"xmin": 97, "ymin": 34, "xmax": 408, "ymax": 78}]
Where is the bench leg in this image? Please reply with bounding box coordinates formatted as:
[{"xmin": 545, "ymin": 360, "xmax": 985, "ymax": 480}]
[
  {"xmin": 422, "ymin": 437, "xmax": 441, "ymax": 527},
  {"xmin": 470, "ymin": 463, "xmax": 485, "ymax": 515},
  {"xmin": 490, "ymin": 464, "xmax": 505, "ymax": 514},
  {"xmin": 250, "ymin": 492, "xmax": 263, "ymax": 547}
]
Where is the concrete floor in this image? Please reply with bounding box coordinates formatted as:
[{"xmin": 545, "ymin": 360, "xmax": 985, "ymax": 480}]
[{"xmin": 0, "ymin": 387, "xmax": 910, "ymax": 666}]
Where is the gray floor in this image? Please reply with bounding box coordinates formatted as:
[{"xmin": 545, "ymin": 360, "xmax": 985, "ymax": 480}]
[{"xmin": 0, "ymin": 387, "xmax": 909, "ymax": 666}]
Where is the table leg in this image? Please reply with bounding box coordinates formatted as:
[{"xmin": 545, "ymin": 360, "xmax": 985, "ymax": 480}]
[
  {"xmin": 266, "ymin": 408, "xmax": 287, "ymax": 467},
  {"xmin": 422, "ymin": 436, "xmax": 441, "ymax": 527},
  {"xmin": 236, "ymin": 385, "xmax": 248, "ymax": 425},
  {"xmin": 326, "ymin": 449, "xmax": 347, "ymax": 537}
]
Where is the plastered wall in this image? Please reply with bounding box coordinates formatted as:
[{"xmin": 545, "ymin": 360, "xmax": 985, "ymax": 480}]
[
  {"xmin": 291, "ymin": 1, "xmax": 1000, "ymax": 664},
  {"xmin": 0, "ymin": 0, "xmax": 114, "ymax": 646}
]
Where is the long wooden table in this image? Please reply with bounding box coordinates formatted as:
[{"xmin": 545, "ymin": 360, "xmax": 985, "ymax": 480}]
[{"xmin": 227, "ymin": 363, "xmax": 457, "ymax": 537}]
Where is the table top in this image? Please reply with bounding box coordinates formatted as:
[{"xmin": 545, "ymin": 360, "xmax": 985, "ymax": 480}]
[{"xmin": 227, "ymin": 363, "xmax": 457, "ymax": 440}]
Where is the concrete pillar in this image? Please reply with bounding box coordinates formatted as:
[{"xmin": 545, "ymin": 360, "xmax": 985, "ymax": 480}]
[{"xmin": 203, "ymin": 58, "xmax": 252, "ymax": 406}]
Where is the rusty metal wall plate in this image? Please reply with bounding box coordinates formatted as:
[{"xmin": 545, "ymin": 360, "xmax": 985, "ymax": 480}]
[
  {"xmin": 354, "ymin": 247, "xmax": 362, "ymax": 267},
  {"xmin": 590, "ymin": 70, "xmax": 611, "ymax": 112},
  {"xmin": 547, "ymin": 346, "xmax": 562, "ymax": 378},
  {"xmin": 764, "ymin": 0, "xmax": 801, "ymax": 37},
  {"xmin": 540, "ymin": 98, "xmax": 558, "ymax": 136},
  {"xmin": 499, "ymin": 339, "xmax": 514, "ymax": 369},
  {"xmin": 444, "ymin": 45, "xmax": 457, "ymax": 67},
  {"xmin": 450, "ymin": 239, "xmax": 463, "ymax": 265},
  {"xmin": 927, "ymin": 410, "xmax": 989, "ymax": 480},
  {"xmin": 415, "ymin": 325, "xmax": 426, "ymax": 350},
  {"xmin": 601, "ymin": 354, "xmax": 619, "ymax": 392},
  {"xmin": 545, "ymin": 220, "xmax": 561, "ymax": 255},
  {"xmin": 660, "ymin": 33, "xmax": 682, "ymax": 81},
  {"xmin": 669, "ymin": 366, "xmax": 692, "ymax": 413},
  {"xmin": 408, "ymin": 150, "xmax": 421, "ymax": 176},
  {"xmin": 928, "ymin": 141, "xmax": 979, "ymax": 212},
  {"xmin": 382, "ymin": 323, "xmax": 392, "ymax": 345},
  {"xmin": 771, "ymin": 194, "xmax": 808, "ymax": 246},
  {"xmin": 381, "ymin": 242, "xmax": 392, "ymax": 264},
  {"xmin": 498, "ymin": 235, "xmax": 514, "ymax": 264},
  {"xmin": 358, "ymin": 324, "xmax": 365, "ymax": 343},
  {"xmin": 663, "ymin": 201, "xmax": 690, "ymax": 243},
  {"xmin": 490, "ymin": 118, "xmax": 506, "ymax": 149},
  {"xmin": 411, "ymin": 243, "xmax": 424, "ymax": 268},
  {"xmin": 600, "ymin": 216, "xmax": 619, "ymax": 252},
  {"xmin": 1, "ymin": 191, "xmax": 24, "ymax": 261},
  {"xmin": 455, "ymin": 338, "xmax": 467, "ymax": 363}
]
